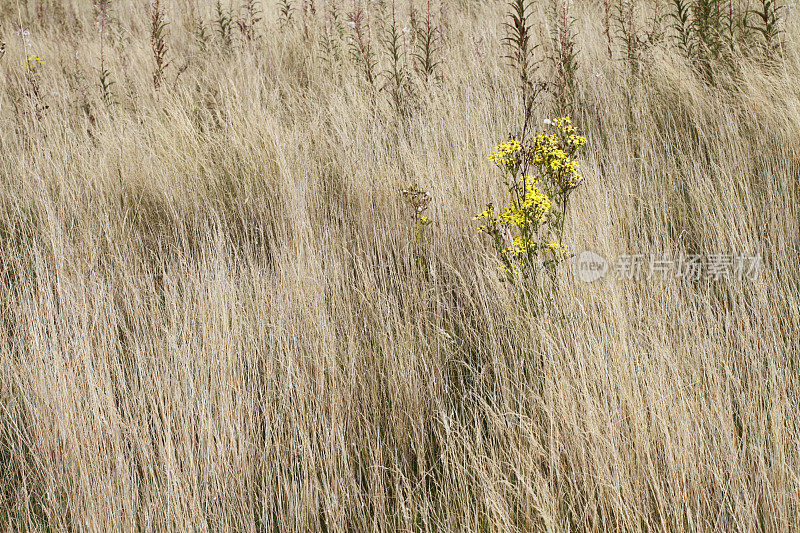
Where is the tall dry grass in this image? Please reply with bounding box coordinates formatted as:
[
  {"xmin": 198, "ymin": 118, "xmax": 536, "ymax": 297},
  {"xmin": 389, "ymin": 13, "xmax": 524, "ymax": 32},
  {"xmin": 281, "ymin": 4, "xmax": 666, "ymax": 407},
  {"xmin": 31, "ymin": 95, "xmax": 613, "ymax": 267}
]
[{"xmin": 0, "ymin": 0, "xmax": 799, "ymax": 530}]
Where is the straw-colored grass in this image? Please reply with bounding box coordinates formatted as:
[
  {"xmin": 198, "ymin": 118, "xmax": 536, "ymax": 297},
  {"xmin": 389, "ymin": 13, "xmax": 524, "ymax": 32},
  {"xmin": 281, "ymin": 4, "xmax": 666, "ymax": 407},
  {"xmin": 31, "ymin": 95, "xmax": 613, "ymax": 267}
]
[{"xmin": 1, "ymin": 0, "xmax": 798, "ymax": 530}]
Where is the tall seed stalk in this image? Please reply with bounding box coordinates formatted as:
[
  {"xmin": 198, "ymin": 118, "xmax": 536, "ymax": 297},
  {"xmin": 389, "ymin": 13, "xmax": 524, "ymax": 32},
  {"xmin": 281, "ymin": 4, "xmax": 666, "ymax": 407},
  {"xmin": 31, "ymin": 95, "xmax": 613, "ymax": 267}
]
[
  {"xmin": 95, "ymin": 0, "xmax": 115, "ymax": 106},
  {"xmin": 414, "ymin": 0, "xmax": 441, "ymax": 84},
  {"xmin": 503, "ymin": 0, "xmax": 542, "ymax": 142},
  {"xmin": 150, "ymin": 0, "xmax": 170, "ymax": 90},
  {"xmin": 382, "ymin": 0, "xmax": 413, "ymax": 114},
  {"xmin": 347, "ymin": 0, "xmax": 377, "ymax": 86}
]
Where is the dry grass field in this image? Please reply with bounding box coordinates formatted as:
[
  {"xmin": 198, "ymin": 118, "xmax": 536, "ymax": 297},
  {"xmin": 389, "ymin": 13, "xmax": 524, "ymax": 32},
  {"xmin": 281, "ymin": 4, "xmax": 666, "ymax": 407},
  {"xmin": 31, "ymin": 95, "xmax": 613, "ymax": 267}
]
[{"xmin": 1, "ymin": 0, "xmax": 799, "ymax": 530}]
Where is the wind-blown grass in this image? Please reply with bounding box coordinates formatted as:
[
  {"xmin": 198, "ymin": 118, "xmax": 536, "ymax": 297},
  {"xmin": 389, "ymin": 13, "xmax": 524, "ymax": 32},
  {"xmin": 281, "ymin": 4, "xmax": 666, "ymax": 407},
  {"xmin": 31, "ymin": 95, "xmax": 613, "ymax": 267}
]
[{"xmin": 0, "ymin": 0, "xmax": 798, "ymax": 530}]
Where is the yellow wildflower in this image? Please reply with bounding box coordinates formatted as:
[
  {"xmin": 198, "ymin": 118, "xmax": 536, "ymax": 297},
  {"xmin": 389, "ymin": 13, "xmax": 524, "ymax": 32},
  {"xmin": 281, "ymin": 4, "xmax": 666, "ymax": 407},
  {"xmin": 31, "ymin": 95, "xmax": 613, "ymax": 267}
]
[
  {"xmin": 24, "ymin": 56, "xmax": 44, "ymax": 70},
  {"xmin": 545, "ymin": 240, "xmax": 570, "ymax": 259}
]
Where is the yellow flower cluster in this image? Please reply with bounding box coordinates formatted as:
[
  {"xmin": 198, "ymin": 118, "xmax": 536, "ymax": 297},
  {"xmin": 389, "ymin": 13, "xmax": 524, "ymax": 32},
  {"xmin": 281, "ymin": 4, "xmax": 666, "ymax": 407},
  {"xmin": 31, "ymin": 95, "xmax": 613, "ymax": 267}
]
[
  {"xmin": 474, "ymin": 175, "xmax": 551, "ymax": 234},
  {"xmin": 476, "ymin": 117, "xmax": 586, "ymax": 279},
  {"xmin": 473, "ymin": 203, "xmax": 496, "ymax": 233},
  {"xmin": 531, "ymin": 128, "xmax": 585, "ymax": 190},
  {"xmin": 498, "ymin": 175, "xmax": 551, "ymax": 227},
  {"xmin": 24, "ymin": 56, "xmax": 44, "ymax": 70},
  {"xmin": 502, "ymin": 236, "xmax": 536, "ymax": 257},
  {"xmin": 545, "ymin": 240, "xmax": 570, "ymax": 259},
  {"xmin": 487, "ymin": 140, "xmax": 522, "ymax": 169},
  {"xmin": 554, "ymin": 117, "xmax": 587, "ymax": 149}
]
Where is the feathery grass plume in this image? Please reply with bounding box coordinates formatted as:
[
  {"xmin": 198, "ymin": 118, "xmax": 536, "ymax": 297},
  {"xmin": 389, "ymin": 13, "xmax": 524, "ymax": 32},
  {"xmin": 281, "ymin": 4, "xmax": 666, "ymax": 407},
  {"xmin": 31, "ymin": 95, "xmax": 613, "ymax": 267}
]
[
  {"xmin": 548, "ymin": 0, "xmax": 578, "ymax": 115},
  {"xmin": 278, "ymin": 0, "xmax": 294, "ymax": 29},
  {"xmin": 149, "ymin": 0, "xmax": 170, "ymax": 90},
  {"xmin": 94, "ymin": 0, "xmax": 116, "ymax": 106},
  {"xmin": 237, "ymin": 0, "xmax": 262, "ymax": 42},
  {"xmin": 346, "ymin": 0, "xmax": 377, "ymax": 86},
  {"xmin": 503, "ymin": 0, "xmax": 543, "ymax": 140},
  {"xmin": 215, "ymin": 0, "xmax": 234, "ymax": 44},
  {"xmin": 413, "ymin": 0, "xmax": 441, "ymax": 84}
]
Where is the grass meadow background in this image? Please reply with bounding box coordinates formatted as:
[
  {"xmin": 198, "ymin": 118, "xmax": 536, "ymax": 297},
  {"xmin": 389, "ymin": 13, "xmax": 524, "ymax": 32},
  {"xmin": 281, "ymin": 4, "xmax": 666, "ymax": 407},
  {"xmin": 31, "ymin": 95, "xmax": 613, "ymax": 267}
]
[{"xmin": 0, "ymin": 0, "xmax": 799, "ymax": 530}]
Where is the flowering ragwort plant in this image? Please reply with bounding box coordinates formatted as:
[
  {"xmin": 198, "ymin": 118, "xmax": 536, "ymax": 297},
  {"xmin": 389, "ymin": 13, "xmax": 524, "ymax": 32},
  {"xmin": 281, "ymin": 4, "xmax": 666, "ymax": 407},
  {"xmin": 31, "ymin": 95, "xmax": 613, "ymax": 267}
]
[{"xmin": 474, "ymin": 117, "xmax": 586, "ymax": 279}]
